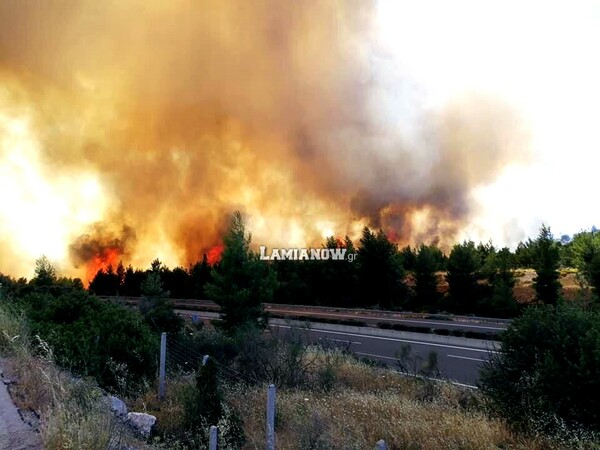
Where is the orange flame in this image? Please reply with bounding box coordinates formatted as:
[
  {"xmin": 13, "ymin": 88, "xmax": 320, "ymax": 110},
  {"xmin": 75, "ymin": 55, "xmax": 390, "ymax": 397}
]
[
  {"xmin": 206, "ymin": 244, "xmax": 224, "ymax": 266},
  {"xmin": 86, "ymin": 247, "xmax": 121, "ymax": 285}
]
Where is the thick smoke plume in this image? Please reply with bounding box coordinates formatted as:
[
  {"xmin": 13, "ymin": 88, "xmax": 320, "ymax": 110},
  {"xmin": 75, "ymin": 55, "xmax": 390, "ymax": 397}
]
[
  {"xmin": 0, "ymin": 0, "xmax": 528, "ymax": 280},
  {"xmin": 69, "ymin": 225, "xmax": 136, "ymax": 281}
]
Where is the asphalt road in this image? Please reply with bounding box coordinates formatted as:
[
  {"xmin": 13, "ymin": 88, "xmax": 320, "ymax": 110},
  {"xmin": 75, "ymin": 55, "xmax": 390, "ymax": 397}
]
[
  {"xmin": 177, "ymin": 310, "xmax": 497, "ymax": 387},
  {"xmin": 104, "ymin": 296, "xmax": 508, "ymax": 334},
  {"xmin": 270, "ymin": 323, "xmax": 495, "ymax": 387}
]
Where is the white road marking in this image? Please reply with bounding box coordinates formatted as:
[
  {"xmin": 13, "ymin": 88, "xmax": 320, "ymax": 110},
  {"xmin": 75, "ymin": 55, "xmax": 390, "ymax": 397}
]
[
  {"xmin": 447, "ymin": 354, "xmax": 486, "ymax": 362},
  {"xmin": 320, "ymin": 338, "xmax": 362, "ymax": 345},
  {"xmin": 355, "ymin": 352, "xmax": 398, "ymax": 361}
]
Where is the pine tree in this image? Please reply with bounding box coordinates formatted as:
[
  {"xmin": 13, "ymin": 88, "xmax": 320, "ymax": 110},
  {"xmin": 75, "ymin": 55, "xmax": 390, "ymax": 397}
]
[
  {"xmin": 189, "ymin": 254, "xmax": 212, "ymax": 299},
  {"xmin": 357, "ymin": 227, "xmax": 407, "ymax": 310},
  {"xmin": 140, "ymin": 262, "xmax": 182, "ymax": 333},
  {"xmin": 413, "ymin": 244, "xmax": 441, "ymax": 312},
  {"xmin": 532, "ymin": 225, "xmax": 561, "ymax": 305},
  {"xmin": 446, "ymin": 241, "xmax": 483, "ymax": 313},
  {"xmin": 480, "ymin": 247, "xmax": 519, "ymax": 317},
  {"xmin": 205, "ymin": 211, "xmax": 276, "ymax": 333},
  {"xmin": 33, "ymin": 255, "xmax": 57, "ymax": 286}
]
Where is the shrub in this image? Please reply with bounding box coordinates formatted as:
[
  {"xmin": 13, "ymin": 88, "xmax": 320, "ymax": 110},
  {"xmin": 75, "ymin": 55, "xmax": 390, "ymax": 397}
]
[
  {"xmin": 183, "ymin": 359, "xmax": 223, "ymax": 429},
  {"xmin": 233, "ymin": 330, "xmax": 312, "ymax": 388},
  {"xmin": 22, "ymin": 289, "xmax": 158, "ymax": 393},
  {"xmin": 479, "ymin": 303, "xmax": 600, "ymax": 437},
  {"xmin": 179, "ymin": 360, "xmax": 245, "ymax": 449}
]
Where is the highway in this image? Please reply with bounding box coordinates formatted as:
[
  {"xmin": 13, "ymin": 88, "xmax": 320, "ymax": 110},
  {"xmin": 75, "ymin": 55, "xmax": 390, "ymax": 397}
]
[
  {"xmin": 177, "ymin": 310, "xmax": 498, "ymax": 387},
  {"xmin": 277, "ymin": 324, "xmax": 495, "ymax": 387},
  {"xmin": 103, "ymin": 296, "xmax": 509, "ymax": 335},
  {"xmin": 265, "ymin": 306, "xmax": 507, "ymax": 334},
  {"xmin": 100, "ymin": 296, "xmax": 505, "ymax": 386}
]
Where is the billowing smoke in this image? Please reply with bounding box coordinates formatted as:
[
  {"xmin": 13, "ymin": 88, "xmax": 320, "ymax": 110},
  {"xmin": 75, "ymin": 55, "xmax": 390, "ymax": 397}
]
[
  {"xmin": 0, "ymin": 0, "xmax": 529, "ymax": 280},
  {"xmin": 69, "ymin": 225, "xmax": 136, "ymax": 282}
]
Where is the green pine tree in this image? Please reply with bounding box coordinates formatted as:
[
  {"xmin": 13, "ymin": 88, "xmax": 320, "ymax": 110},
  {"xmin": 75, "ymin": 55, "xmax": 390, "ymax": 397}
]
[
  {"xmin": 206, "ymin": 211, "xmax": 277, "ymax": 333},
  {"xmin": 446, "ymin": 241, "xmax": 483, "ymax": 313},
  {"xmin": 357, "ymin": 227, "xmax": 407, "ymax": 310},
  {"xmin": 413, "ymin": 244, "xmax": 441, "ymax": 312},
  {"xmin": 532, "ymin": 225, "xmax": 561, "ymax": 305}
]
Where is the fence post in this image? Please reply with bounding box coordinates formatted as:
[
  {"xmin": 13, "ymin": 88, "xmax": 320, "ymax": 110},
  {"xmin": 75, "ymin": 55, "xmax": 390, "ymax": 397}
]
[
  {"xmin": 375, "ymin": 439, "xmax": 387, "ymax": 450},
  {"xmin": 209, "ymin": 425, "xmax": 218, "ymax": 450},
  {"xmin": 266, "ymin": 384, "xmax": 276, "ymax": 450},
  {"xmin": 158, "ymin": 332, "xmax": 166, "ymax": 400}
]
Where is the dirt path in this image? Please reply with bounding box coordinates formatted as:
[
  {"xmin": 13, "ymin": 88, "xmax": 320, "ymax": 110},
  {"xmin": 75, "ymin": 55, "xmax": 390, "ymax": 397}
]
[{"xmin": 0, "ymin": 363, "xmax": 43, "ymax": 450}]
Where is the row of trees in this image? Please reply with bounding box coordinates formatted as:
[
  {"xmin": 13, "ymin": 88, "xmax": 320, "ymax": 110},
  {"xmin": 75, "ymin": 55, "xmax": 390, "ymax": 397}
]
[
  {"xmin": 87, "ymin": 216, "xmax": 600, "ymax": 319},
  {"xmin": 89, "ymin": 256, "xmax": 212, "ymax": 299}
]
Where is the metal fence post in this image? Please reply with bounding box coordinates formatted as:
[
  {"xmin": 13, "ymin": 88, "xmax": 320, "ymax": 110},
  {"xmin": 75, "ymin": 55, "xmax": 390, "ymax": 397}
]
[
  {"xmin": 266, "ymin": 384, "xmax": 276, "ymax": 450},
  {"xmin": 209, "ymin": 425, "xmax": 218, "ymax": 450},
  {"xmin": 158, "ymin": 332, "xmax": 166, "ymax": 399},
  {"xmin": 375, "ymin": 439, "xmax": 387, "ymax": 450}
]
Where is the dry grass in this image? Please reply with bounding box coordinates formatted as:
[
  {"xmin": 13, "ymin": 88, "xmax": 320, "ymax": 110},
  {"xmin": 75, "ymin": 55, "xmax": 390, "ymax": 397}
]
[
  {"xmin": 128, "ymin": 376, "xmax": 193, "ymax": 436},
  {"xmin": 232, "ymin": 388, "xmax": 536, "ymax": 450},
  {"xmin": 227, "ymin": 353, "xmax": 553, "ymax": 450},
  {"xmin": 133, "ymin": 348, "xmax": 556, "ymax": 450}
]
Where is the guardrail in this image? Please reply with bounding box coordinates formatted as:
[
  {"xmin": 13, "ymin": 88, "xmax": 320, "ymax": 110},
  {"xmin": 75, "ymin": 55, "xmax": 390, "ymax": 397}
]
[{"xmin": 97, "ymin": 295, "xmax": 512, "ymax": 326}]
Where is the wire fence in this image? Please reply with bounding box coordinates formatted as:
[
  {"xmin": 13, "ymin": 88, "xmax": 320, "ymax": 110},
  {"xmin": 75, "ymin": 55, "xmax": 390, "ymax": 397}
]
[
  {"xmin": 165, "ymin": 333, "xmax": 207, "ymax": 375},
  {"xmin": 164, "ymin": 333, "xmax": 256, "ymax": 384},
  {"xmin": 158, "ymin": 332, "xmax": 279, "ymax": 449},
  {"xmin": 157, "ymin": 331, "xmax": 390, "ymax": 449}
]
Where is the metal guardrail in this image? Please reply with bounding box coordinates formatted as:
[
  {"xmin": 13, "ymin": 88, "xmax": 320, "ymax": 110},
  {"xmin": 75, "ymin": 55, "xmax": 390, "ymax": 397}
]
[{"xmin": 97, "ymin": 296, "xmax": 512, "ymax": 326}]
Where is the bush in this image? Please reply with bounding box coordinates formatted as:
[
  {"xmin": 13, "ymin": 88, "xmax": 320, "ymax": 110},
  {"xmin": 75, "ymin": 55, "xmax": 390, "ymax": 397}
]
[
  {"xmin": 184, "ymin": 359, "xmax": 223, "ymax": 429},
  {"xmin": 22, "ymin": 289, "xmax": 158, "ymax": 393},
  {"xmin": 179, "ymin": 360, "xmax": 245, "ymax": 449},
  {"xmin": 479, "ymin": 303, "xmax": 600, "ymax": 437},
  {"xmin": 233, "ymin": 330, "xmax": 312, "ymax": 388}
]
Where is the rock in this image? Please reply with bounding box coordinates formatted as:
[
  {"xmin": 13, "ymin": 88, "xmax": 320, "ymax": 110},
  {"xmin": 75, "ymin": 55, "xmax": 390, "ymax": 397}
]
[
  {"xmin": 109, "ymin": 395, "xmax": 128, "ymax": 417},
  {"xmin": 126, "ymin": 412, "xmax": 156, "ymax": 438}
]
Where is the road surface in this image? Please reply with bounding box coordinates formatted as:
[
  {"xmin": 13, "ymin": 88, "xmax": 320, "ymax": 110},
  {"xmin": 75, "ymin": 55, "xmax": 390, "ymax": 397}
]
[
  {"xmin": 272, "ymin": 323, "xmax": 495, "ymax": 387},
  {"xmin": 102, "ymin": 297, "xmax": 509, "ymax": 335},
  {"xmin": 177, "ymin": 310, "xmax": 497, "ymax": 386}
]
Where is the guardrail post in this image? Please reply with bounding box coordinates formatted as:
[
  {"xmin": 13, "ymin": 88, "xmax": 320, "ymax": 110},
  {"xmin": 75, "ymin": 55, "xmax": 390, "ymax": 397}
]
[{"xmin": 158, "ymin": 332, "xmax": 166, "ymax": 400}]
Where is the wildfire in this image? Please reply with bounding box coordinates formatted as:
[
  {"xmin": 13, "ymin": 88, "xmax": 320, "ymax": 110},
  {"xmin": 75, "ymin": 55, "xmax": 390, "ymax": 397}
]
[
  {"xmin": 206, "ymin": 244, "xmax": 224, "ymax": 266},
  {"xmin": 86, "ymin": 247, "xmax": 121, "ymax": 285},
  {"xmin": 0, "ymin": 1, "xmax": 534, "ymax": 281}
]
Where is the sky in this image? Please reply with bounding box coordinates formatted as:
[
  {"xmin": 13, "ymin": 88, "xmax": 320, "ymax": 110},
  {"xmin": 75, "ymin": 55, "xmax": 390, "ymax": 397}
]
[{"xmin": 377, "ymin": 0, "xmax": 600, "ymax": 242}]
